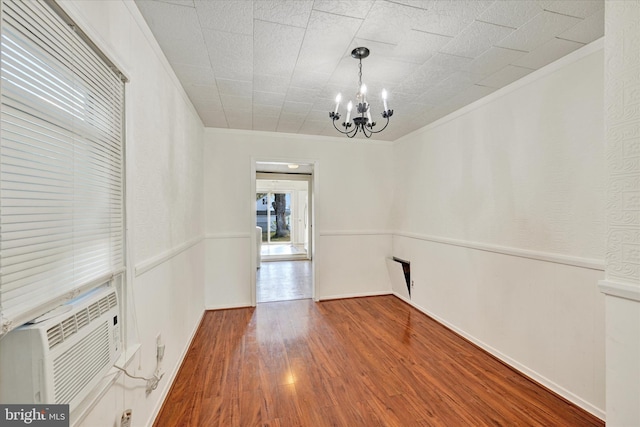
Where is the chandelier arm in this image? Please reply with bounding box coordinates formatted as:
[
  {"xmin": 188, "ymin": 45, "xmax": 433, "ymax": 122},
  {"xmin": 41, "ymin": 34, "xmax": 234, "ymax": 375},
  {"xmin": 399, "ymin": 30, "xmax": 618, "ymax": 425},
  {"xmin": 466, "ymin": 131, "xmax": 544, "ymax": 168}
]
[
  {"xmin": 331, "ymin": 118, "xmax": 360, "ymax": 138},
  {"xmin": 331, "ymin": 118, "xmax": 354, "ymax": 135},
  {"xmin": 366, "ymin": 114, "xmax": 391, "ymax": 134}
]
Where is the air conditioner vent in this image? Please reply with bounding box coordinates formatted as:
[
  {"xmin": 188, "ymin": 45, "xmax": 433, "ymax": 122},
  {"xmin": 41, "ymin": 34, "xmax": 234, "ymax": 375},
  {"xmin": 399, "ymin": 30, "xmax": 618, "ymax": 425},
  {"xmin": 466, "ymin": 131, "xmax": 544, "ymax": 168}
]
[
  {"xmin": 61, "ymin": 317, "xmax": 77, "ymax": 339},
  {"xmin": 75, "ymin": 308, "xmax": 90, "ymax": 330},
  {"xmin": 45, "ymin": 291, "xmax": 118, "ymax": 349},
  {"xmin": 47, "ymin": 325, "xmax": 63, "ymax": 349},
  {"xmin": 98, "ymin": 297, "xmax": 110, "ymax": 314},
  {"xmin": 53, "ymin": 321, "xmax": 110, "ymax": 404},
  {"xmin": 108, "ymin": 292, "xmax": 117, "ymax": 309},
  {"xmin": 88, "ymin": 302, "xmax": 101, "ymax": 320}
]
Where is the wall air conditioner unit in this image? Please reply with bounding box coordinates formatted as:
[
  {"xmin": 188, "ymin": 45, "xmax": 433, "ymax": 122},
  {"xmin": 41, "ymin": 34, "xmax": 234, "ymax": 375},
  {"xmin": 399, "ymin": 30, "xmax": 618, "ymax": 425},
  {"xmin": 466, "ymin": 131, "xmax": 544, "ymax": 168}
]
[{"xmin": 0, "ymin": 285, "xmax": 122, "ymax": 412}]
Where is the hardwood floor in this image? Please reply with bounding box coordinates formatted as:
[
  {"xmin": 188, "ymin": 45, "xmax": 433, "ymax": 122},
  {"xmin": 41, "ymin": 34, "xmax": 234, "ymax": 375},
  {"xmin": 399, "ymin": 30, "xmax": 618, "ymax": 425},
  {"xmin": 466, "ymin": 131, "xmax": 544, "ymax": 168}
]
[
  {"xmin": 257, "ymin": 261, "xmax": 312, "ymax": 303},
  {"xmin": 154, "ymin": 296, "xmax": 603, "ymax": 427}
]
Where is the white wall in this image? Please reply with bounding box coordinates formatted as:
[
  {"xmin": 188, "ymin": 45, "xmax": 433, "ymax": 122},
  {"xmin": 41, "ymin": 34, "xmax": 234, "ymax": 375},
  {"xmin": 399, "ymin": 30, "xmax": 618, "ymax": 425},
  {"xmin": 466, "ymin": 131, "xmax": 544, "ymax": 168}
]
[
  {"xmin": 391, "ymin": 44, "xmax": 606, "ymax": 417},
  {"xmin": 57, "ymin": 2, "xmax": 205, "ymax": 426},
  {"xmin": 204, "ymin": 129, "xmax": 394, "ymax": 307},
  {"xmin": 600, "ymin": 1, "xmax": 640, "ymax": 425}
]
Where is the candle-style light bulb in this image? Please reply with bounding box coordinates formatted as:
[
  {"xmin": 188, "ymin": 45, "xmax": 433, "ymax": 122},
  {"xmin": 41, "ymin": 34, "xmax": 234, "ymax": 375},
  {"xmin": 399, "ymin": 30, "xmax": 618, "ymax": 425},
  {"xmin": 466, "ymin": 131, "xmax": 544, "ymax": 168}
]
[
  {"xmin": 356, "ymin": 83, "xmax": 366, "ymax": 104},
  {"xmin": 382, "ymin": 89, "xmax": 388, "ymax": 112},
  {"xmin": 346, "ymin": 101, "xmax": 353, "ymax": 123},
  {"xmin": 334, "ymin": 93, "xmax": 341, "ymax": 114},
  {"xmin": 366, "ymin": 107, "xmax": 372, "ymax": 123}
]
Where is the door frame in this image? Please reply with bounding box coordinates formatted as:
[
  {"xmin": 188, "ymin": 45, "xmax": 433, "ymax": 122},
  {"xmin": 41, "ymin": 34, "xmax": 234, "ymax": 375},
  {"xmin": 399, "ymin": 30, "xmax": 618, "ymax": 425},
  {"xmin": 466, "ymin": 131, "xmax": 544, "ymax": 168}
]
[{"xmin": 250, "ymin": 157, "xmax": 319, "ymax": 306}]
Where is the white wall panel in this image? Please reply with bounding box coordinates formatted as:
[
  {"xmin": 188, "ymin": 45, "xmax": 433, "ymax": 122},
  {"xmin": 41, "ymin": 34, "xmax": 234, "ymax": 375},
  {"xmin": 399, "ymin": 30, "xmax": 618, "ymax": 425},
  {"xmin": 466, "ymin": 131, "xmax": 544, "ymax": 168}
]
[
  {"xmin": 392, "ymin": 44, "xmax": 606, "ymax": 417},
  {"xmin": 205, "ymin": 237, "xmax": 252, "ymax": 309},
  {"xmin": 393, "ymin": 47, "xmax": 605, "ymax": 260},
  {"xmin": 393, "ymin": 235, "xmax": 605, "ymax": 415},
  {"xmin": 317, "ymin": 233, "xmax": 392, "ymax": 300}
]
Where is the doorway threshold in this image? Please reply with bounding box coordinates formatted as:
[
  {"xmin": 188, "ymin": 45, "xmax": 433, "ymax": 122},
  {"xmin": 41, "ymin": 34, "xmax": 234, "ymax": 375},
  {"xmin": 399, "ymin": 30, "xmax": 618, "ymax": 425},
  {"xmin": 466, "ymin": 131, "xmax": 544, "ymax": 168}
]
[{"xmin": 262, "ymin": 253, "xmax": 309, "ymax": 262}]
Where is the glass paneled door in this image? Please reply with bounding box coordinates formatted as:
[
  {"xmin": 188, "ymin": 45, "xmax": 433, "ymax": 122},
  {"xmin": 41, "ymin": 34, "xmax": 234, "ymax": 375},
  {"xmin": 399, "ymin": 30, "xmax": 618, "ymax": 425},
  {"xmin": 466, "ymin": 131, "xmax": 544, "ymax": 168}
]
[
  {"xmin": 256, "ymin": 177, "xmax": 310, "ymax": 261},
  {"xmin": 256, "ymin": 192, "xmax": 291, "ymax": 245}
]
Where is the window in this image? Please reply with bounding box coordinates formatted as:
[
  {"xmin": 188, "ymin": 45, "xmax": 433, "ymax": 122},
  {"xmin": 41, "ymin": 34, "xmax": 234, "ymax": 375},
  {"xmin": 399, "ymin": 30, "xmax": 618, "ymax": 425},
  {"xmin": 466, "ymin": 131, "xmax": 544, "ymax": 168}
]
[{"xmin": 0, "ymin": 0, "xmax": 126, "ymax": 334}]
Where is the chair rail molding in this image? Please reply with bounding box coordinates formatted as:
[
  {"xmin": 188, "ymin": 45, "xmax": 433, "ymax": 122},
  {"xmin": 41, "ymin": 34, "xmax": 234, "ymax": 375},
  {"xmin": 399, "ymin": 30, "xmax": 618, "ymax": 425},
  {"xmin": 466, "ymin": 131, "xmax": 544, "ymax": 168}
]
[
  {"xmin": 394, "ymin": 231, "xmax": 605, "ymax": 271},
  {"xmin": 134, "ymin": 235, "xmax": 204, "ymax": 277},
  {"xmin": 598, "ymin": 280, "xmax": 640, "ymax": 302}
]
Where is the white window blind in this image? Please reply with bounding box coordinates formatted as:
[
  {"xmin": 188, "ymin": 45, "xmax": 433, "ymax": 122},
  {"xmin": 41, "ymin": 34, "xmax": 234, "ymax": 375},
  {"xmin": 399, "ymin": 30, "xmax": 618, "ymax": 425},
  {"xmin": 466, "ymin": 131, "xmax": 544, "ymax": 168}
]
[{"xmin": 0, "ymin": 0, "xmax": 125, "ymax": 334}]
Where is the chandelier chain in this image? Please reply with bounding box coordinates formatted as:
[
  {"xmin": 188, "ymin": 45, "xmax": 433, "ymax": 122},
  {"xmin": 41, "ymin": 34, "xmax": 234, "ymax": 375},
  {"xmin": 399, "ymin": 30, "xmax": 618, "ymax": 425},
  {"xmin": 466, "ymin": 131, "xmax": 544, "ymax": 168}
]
[{"xmin": 358, "ymin": 59, "xmax": 362, "ymax": 87}]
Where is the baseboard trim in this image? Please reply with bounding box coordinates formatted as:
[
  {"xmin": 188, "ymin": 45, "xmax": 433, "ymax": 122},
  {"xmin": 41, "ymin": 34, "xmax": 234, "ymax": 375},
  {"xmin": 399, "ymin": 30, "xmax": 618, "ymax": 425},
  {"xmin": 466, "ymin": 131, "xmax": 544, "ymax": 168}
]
[
  {"xmin": 147, "ymin": 309, "xmax": 206, "ymax": 427},
  {"xmin": 394, "ymin": 231, "xmax": 604, "ymax": 271},
  {"xmin": 392, "ymin": 292, "xmax": 606, "ymax": 421},
  {"xmin": 319, "ymin": 290, "xmax": 392, "ymax": 301},
  {"xmin": 205, "ymin": 302, "xmax": 253, "ymax": 310}
]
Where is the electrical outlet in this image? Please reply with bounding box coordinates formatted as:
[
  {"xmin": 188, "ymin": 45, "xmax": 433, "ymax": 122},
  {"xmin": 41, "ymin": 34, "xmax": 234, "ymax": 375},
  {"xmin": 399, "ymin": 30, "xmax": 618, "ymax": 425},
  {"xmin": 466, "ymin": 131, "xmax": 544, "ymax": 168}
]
[
  {"xmin": 120, "ymin": 409, "xmax": 132, "ymax": 427},
  {"xmin": 156, "ymin": 333, "xmax": 165, "ymax": 362},
  {"xmin": 411, "ymin": 280, "xmax": 414, "ymax": 288}
]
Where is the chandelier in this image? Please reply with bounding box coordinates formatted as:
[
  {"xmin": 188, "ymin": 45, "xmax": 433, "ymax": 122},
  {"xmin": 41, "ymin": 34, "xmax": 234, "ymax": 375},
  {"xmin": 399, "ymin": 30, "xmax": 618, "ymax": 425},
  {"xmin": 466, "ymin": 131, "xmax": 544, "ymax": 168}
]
[{"xmin": 330, "ymin": 47, "xmax": 393, "ymax": 138}]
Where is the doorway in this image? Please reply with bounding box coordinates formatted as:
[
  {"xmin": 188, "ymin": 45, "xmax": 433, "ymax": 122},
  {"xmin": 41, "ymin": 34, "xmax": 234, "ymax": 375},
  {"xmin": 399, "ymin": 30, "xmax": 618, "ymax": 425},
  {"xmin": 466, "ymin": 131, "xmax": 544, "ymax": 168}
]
[
  {"xmin": 252, "ymin": 164, "xmax": 315, "ymax": 304},
  {"xmin": 256, "ymin": 175, "xmax": 310, "ymax": 261}
]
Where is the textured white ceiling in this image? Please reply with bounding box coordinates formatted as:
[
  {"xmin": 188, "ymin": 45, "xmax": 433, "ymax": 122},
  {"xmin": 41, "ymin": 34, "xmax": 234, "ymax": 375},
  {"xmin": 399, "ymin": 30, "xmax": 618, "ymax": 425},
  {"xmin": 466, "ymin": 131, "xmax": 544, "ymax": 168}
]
[{"xmin": 134, "ymin": 0, "xmax": 604, "ymax": 141}]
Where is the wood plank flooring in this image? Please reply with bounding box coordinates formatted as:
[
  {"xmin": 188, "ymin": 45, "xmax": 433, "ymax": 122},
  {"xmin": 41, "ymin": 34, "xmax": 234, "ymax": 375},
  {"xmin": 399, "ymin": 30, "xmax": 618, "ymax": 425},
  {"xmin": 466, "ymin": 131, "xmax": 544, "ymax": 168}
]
[{"xmin": 154, "ymin": 296, "xmax": 604, "ymax": 427}]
